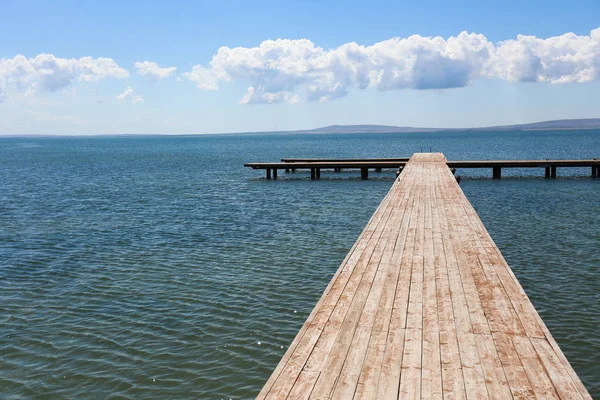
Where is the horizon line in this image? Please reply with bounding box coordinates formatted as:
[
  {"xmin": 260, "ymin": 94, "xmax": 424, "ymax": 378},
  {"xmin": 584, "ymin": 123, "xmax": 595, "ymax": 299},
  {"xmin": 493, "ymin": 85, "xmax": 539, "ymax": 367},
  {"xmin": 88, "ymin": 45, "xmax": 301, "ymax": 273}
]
[{"xmin": 1, "ymin": 117, "xmax": 600, "ymax": 138}]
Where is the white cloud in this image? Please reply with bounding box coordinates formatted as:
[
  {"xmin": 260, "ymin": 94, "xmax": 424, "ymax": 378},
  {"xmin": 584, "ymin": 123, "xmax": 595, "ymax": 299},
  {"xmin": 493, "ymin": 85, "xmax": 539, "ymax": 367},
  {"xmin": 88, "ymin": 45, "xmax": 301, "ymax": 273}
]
[
  {"xmin": 239, "ymin": 86, "xmax": 301, "ymax": 104},
  {"xmin": 116, "ymin": 86, "xmax": 144, "ymax": 103},
  {"xmin": 182, "ymin": 28, "xmax": 600, "ymax": 104},
  {"xmin": 134, "ymin": 61, "xmax": 177, "ymax": 80},
  {"xmin": 490, "ymin": 29, "xmax": 600, "ymax": 83},
  {"xmin": 0, "ymin": 54, "xmax": 129, "ymax": 100}
]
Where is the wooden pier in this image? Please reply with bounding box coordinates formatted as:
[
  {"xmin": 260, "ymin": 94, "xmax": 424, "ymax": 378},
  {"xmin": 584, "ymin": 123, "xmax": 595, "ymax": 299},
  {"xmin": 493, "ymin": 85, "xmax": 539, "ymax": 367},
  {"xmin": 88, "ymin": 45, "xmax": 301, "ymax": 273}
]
[
  {"xmin": 257, "ymin": 153, "xmax": 591, "ymax": 399},
  {"xmin": 245, "ymin": 158, "xmax": 600, "ymax": 180}
]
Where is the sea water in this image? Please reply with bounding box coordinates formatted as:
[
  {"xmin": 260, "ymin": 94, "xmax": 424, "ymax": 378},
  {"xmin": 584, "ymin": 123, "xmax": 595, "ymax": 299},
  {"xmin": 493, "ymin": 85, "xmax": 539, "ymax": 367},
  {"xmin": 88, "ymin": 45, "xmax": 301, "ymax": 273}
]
[{"xmin": 0, "ymin": 130, "xmax": 599, "ymax": 398}]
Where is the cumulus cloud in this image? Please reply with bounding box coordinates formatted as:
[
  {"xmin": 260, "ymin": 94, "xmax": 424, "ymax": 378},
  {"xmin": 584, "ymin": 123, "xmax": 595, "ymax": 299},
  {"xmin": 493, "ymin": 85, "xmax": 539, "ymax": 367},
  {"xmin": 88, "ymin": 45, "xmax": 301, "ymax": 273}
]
[
  {"xmin": 182, "ymin": 28, "xmax": 600, "ymax": 104},
  {"xmin": 491, "ymin": 29, "xmax": 600, "ymax": 83},
  {"xmin": 134, "ymin": 61, "xmax": 177, "ymax": 80},
  {"xmin": 0, "ymin": 54, "xmax": 128, "ymax": 99},
  {"xmin": 116, "ymin": 86, "xmax": 144, "ymax": 103}
]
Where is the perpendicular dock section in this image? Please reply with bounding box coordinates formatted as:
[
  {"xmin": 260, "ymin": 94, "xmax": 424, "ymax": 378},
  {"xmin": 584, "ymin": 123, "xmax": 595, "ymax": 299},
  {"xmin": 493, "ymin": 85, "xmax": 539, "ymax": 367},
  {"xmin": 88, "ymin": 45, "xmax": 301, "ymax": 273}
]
[
  {"xmin": 257, "ymin": 153, "xmax": 591, "ymax": 399},
  {"xmin": 245, "ymin": 158, "xmax": 600, "ymax": 180}
]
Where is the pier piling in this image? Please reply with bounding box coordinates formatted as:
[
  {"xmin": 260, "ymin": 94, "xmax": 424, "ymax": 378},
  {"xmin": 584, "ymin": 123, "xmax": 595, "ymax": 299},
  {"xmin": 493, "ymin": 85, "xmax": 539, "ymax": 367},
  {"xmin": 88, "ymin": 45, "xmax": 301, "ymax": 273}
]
[
  {"xmin": 493, "ymin": 166, "xmax": 502, "ymax": 179},
  {"xmin": 360, "ymin": 167, "xmax": 368, "ymax": 180}
]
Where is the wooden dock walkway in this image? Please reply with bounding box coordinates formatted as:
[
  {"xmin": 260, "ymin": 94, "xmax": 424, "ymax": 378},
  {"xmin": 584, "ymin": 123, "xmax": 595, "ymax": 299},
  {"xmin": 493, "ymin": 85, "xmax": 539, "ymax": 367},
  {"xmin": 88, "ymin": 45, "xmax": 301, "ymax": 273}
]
[{"xmin": 257, "ymin": 153, "xmax": 591, "ymax": 399}]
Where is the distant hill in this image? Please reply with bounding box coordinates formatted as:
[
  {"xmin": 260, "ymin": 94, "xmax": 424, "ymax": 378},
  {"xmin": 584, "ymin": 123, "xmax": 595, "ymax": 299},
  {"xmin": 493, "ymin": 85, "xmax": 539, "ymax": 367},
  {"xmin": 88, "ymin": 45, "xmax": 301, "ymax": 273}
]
[{"xmin": 286, "ymin": 118, "xmax": 600, "ymax": 134}]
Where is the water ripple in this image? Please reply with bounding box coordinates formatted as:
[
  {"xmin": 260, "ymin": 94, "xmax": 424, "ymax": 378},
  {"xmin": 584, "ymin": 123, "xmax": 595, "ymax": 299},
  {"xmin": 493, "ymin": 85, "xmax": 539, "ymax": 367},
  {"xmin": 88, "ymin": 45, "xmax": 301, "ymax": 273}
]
[{"xmin": 0, "ymin": 132, "xmax": 599, "ymax": 398}]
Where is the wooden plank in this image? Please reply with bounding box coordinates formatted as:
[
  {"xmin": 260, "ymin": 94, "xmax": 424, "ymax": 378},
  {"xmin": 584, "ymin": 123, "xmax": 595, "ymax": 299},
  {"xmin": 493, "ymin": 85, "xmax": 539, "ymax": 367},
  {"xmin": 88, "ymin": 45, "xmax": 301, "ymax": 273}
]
[
  {"xmin": 332, "ymin": 180, "xmax": 415, "ymax": 398},
  {"xmin": 431, "ymin": 168, "xmax": 467, "ymax": 400},
  {"xmin": 531, "ymin": 338, "xmax": 585, "ymax": 400},
  {"xmin": 512, "ymin": 335, "xmax": 561, "ymax": 399},
  {"xmin": 491, "ymin": 332, "xmax": 537, "ymax": 399},
  {"xmin": 353, "ymin": 173, "xmax": 418, "ymax": 399},
  {"xmin": 421, "ymin": 168, "xmax": 443, "ymax": 400},
  {"xmin": 375, "ymin": 166, "xmax": 423, "ymax": 399},
  {"xmin": 398, "ymin": 165, "xmax": 426, "ymax": 399}
]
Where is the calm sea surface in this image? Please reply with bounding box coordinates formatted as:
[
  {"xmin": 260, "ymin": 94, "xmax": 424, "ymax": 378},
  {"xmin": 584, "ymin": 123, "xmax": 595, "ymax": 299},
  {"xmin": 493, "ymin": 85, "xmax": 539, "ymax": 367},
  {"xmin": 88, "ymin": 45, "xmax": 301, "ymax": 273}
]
[{"xmin": 1, "ymin": 130, "xmax": 599, "ymax": 399}]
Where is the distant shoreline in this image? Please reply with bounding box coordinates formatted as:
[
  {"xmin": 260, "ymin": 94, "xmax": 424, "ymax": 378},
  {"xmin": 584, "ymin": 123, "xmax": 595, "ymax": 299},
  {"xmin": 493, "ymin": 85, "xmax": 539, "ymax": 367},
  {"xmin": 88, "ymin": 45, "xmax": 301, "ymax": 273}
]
[{"xmin": 1, "ymin": 118, "xmax": 600, "ymax": 138}]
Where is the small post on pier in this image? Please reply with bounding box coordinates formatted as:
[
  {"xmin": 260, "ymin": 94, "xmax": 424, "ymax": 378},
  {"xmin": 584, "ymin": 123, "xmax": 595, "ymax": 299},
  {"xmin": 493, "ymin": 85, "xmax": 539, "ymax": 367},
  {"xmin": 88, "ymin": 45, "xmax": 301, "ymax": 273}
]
[
  {"xmin": 361, "ymin": 168, "xmax": 369, "ymax": 180},
  {"xmin": 316, "ymin": 168, "xmax": 321, "ymax": 180},
  {"xmin": 545, "ymin": 167, "xmax": 551, "ymax": 178},
  {"xmin": 551, "ymin": 166, "xmax": 557, "ymax": 179},
  {"xmin": 310, "ymin": 168, "xmax": 316, "ymax": 180},
  {"xmin": 266, "ymin": 168, "xmax": 272, "ymax": 180},
  {"xmin": 273, "ymin": 169, "xmax": 278, "ymax": 179},
  {"xmin": 492, "ymin": 166, "xmax": 501, "ymax": 179}
]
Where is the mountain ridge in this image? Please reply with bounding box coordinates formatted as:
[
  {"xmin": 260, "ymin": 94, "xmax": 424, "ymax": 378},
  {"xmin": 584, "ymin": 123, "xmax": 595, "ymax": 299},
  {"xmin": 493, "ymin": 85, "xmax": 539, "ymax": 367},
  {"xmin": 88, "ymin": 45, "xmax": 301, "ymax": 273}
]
[{"xmin": 289, "ymin": 118, "xmax": 600, "ymax": 134}]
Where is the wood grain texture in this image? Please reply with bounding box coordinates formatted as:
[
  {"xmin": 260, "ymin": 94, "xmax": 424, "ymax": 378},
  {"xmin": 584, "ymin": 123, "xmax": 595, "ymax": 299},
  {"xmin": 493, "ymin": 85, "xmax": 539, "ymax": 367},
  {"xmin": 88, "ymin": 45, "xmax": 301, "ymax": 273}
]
[{"xmin": 257, "ymin": 153, "xmax": 590, "ymax": 399}]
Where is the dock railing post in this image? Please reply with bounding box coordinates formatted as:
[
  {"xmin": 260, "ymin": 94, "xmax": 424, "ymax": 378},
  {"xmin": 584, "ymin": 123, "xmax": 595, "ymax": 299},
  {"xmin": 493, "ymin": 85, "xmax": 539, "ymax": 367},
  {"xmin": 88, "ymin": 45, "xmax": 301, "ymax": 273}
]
[{"xmin": 493, "ymin": 166, "xmax": 501, "ymax": 179}]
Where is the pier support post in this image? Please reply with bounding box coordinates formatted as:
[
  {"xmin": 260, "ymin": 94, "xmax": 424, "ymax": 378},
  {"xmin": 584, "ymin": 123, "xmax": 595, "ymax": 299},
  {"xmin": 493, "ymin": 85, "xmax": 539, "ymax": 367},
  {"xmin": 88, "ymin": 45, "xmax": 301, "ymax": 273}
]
[
  {"xmin": 492, "ymin": 166, "xmax": 501, "ymax": 179},
  {"xmin": 361, "ymin": 168, "xmax": 369, "ymax": 180},
  {"xmin": 375, "ymin": 167, "xmax": 382, "ymax": 173},
  {"xmin": 396, "ymin": 167, "xmax": 403, "ymax": 178},
  {"xmin": 316, "ymin": 168, "xmax": 321, "ymax": 180},
  {"xmin": 291, "ymin": 168, "xmax": 296, "ymax": 173},
  {"xmin": 310, "ymin": 168, "xmax": 316, "ymax": 180},
  {"xmin": 273, "ymin": 169, "xmax": 278, "ymax": 179},
  {"xmin": 285, "ymin": 168, "xmax": 289, "ymax": 173},
  {"xmin": 451, "ymin": 168, "xmax": 456, "ymax": 175},
  {"xmin": 592, "ymin": 166, "xmax": 598, "ymax": 177},
  {"xmin": 266, "ymin": 168, "xmax": 271, "ymax": 180},
  {"xmin": 545, "ymin": 167, "xmax": 551, "ymax": 178},
  {"xmin": 551, "ymin": 166, "xmax": 557, "ymax": 178}
]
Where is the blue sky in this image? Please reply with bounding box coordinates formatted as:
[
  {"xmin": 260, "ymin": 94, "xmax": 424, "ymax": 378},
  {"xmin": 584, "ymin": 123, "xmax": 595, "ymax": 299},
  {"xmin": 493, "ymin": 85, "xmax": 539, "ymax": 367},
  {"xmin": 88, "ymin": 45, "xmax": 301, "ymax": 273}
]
[{"xmin": 1, "ymin": 0, "xmax": 599, "ymax": 134}]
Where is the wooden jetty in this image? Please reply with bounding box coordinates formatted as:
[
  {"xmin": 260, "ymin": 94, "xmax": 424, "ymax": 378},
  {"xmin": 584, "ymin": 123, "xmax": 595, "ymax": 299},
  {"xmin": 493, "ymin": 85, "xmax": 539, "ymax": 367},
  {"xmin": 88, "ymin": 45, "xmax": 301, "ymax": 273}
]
[
  {"xmin": 244, "ymin": 158, "xmax": 600, "ymax": 180},
  {"xmin": 257, "ymin": 153, "xmax": 591, "ymax": 399}
]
